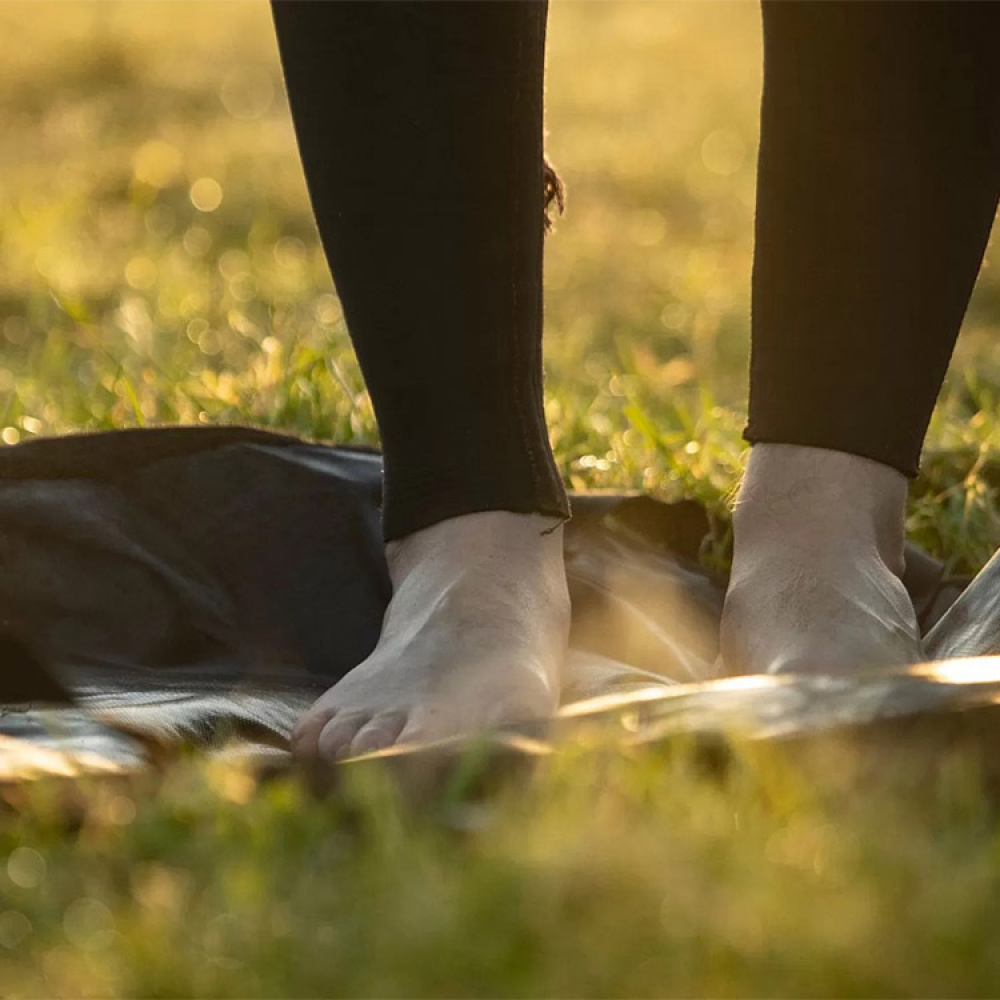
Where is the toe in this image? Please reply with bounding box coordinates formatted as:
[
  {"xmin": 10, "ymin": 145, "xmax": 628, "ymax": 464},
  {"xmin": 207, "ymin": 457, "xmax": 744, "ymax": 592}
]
[
  {"xmin": 317, "ymin": 711, "xmax": 370, "ymax": 761},
  {"xmin": 349, "ymin": 712, "xmax": 407, "ymax": 757},
  {"xmin": 291, "ymin": 706, "xmax": 338, "ymax": 758}
]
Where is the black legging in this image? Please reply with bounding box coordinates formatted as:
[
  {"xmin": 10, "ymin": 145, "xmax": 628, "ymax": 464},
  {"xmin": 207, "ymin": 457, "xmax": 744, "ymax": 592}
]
[
  {"xmin": 271, "ymin": 1, "xmax": 567, "ymax": 541},
  {"xmin": 271, "ymin": 1, "xmax": 1000, "ymax": 541},
  {"xmin": 748, "ymin": 1, "xmax": 1000, "ymax": 475}
]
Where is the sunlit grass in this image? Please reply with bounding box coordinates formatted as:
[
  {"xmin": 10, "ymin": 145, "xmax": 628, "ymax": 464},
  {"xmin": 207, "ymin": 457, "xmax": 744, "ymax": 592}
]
[
  {"xmin": 3, "ymin": 740, "xmax": 1000, "ymax": 997},
  {"xmin": 2, "ymin": 2, "xmax": 1000, "ymax": 995}
]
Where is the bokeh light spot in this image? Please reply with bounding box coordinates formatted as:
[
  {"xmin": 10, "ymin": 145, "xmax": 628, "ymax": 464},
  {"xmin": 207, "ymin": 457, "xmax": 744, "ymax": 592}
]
[
  {"xmin": 273, "ymin": 236, "xmax": 306, "ymax": 268},
  {"xmin": 629, "ymin": 209, "xmax": 666, "ymax": 247},
  {"xmin": 133, "ymin": 140, "xmax": 182, "ymax": 189},
  {"xmin": 701, "ymin": 128, "xmax": 746, "ymax": 177},
  {"xmin": 0, "ymin": 911, "xmax": 31, "ymax": 949},
  {"xmin": 144, "ymin": 204, "xmax": 176, "ymax": 237},
  {"xmin": 220, "ymin": 69, "xmax": 274, "ymax": 120},
  {"xmin": 62, "ymin": 898, "xmax": 116, "ymax": 951},
  {"xmin": 125, "ymin": 256, "xmax": 157, "ymax": 291},
  {"xmin": 190, "ymin": 177, "xmax": 223, "ymax": 212},
  {"xmin": 314, "ymin": 294, "xmax": 342, "ymax": 326},
  {"xmin": 3, "ymin": 317, "xmax": 29, "ymax": 345},
  {"xmin": 7, "ymin": 847, "xmax": 45, "ymax": 888},
  {"xmin": 218, "ymin": 248, "xmax": 250, "ymax": 280},
  {"xmin": 183, "ymin": 226, "xmax": 212, "ymax": 257},
  {"xmin": 186, "ymin": 318, "xmax": 209, "ymax": 344}
]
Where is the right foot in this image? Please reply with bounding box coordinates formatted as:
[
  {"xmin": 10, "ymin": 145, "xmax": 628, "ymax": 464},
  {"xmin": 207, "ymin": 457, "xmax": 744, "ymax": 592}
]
[
  {"xmin": 291, "ymin": 510, "xmax": 570, "ymax": 761},
  {"xmin": 721, "ymin": 444, "xmax": 924, "ymax": 675}
]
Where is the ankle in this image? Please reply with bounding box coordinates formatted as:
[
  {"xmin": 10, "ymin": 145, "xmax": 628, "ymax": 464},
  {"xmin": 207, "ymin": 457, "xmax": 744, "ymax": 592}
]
[
  {"xmin": 733, "ymin": 443, "xmax": 908, "ymax": 574},
  {"xmin": 385, "ymin": 510, "xmax": 566, "ymax": 584}
]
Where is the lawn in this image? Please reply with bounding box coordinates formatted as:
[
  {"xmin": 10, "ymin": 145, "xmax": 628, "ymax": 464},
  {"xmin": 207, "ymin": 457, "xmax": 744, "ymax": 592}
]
[{"xmin": 2, "ymin": 2, "xmax": 1000, "ymax": 995}]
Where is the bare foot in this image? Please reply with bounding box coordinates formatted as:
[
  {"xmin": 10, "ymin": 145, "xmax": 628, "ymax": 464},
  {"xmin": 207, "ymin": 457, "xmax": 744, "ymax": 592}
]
[
  {"xmin": 721, "ymin": 444, "xmax": 923, "ymax": 675},
  {"xmin": 292, "ymin": 510, "xmax": 570, "ymax": 761}
]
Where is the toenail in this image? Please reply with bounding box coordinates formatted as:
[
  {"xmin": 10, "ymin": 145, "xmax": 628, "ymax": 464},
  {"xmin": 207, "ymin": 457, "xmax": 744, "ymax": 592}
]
[{"xmin": 351, "ymin": 731, "xmax": 387, "ymax": 756}]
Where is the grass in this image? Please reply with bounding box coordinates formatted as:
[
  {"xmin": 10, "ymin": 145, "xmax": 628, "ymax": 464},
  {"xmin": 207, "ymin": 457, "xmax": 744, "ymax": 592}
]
[
  {"xmin": 3, "ymin": 741, "xmax": 1000, "ymax": 997},
  {"xmin": 1, "ymin": 2, "xmax": 1000, "ymax": 995}
]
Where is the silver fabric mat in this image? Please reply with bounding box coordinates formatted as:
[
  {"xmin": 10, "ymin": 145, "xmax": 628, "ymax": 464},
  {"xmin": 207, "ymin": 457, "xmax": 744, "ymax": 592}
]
[{"xmin": 0, "ymin": 427, "xmax": 988, "ymax": 781}]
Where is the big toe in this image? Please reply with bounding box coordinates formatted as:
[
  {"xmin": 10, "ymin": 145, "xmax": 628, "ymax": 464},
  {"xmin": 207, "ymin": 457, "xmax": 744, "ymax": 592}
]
[{"xmin": 291, "ymin": 705, "xmax": 337, "ymax": 758}]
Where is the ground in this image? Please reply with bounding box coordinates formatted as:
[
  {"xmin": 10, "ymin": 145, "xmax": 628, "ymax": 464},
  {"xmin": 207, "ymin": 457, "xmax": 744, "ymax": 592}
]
[{"xmin": 1, "ymin": 2, "xmax": 1000, "ymax": 995}]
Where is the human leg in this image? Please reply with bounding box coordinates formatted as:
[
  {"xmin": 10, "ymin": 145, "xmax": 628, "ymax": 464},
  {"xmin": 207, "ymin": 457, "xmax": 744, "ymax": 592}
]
[
  {"xmin": 271, "ymin": 1, "xmax": 571, "ymax": 756},
  {"xmin": 724, "ymin": 1, "xmax": 1000, "ymax": 674}
]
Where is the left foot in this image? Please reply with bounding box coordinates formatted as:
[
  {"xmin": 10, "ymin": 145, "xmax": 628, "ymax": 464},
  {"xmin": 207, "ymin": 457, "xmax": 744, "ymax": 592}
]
[{"xmin": 721, "ymin": 444, "xmax": 924, "ymax": 675}]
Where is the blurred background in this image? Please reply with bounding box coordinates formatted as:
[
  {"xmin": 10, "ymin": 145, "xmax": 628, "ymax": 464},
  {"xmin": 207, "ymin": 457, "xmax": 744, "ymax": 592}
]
[
  {"xmin": 6, "ymin": 11, "xmax": 1000, "ymax": 997},
  {"xmin": 2, "ymin": 1, "xmax": 1000, "ymax": 565}
]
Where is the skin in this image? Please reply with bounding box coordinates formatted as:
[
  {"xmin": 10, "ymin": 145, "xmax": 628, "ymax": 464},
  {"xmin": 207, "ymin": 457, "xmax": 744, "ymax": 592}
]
[
  {"xmin": 293, "ymin": 442, "xmax": 925, "ymax": 762},
  {"xmin": 721, "ymin": 443, "xmax": 924, "ymax": 675},
  {"xmin": 291, "ymin": 510, "xmax": 570, "ymax": 761}
]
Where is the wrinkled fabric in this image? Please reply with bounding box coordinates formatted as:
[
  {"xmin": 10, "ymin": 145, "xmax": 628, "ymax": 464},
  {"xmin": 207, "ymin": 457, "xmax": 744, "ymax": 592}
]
[{"xmin": 0, "ymin": 425, "xmax": 992, "ymax": 781}]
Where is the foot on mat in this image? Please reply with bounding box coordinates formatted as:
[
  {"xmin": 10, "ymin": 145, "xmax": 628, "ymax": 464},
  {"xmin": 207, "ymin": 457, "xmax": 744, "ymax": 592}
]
[
  {"xmin": 292, "ymin": 510, "xmax": 570, "ymax": 761},
  {"xmin": 721, "ymin": 443, "xmax": 924, "ymax": 675}
]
